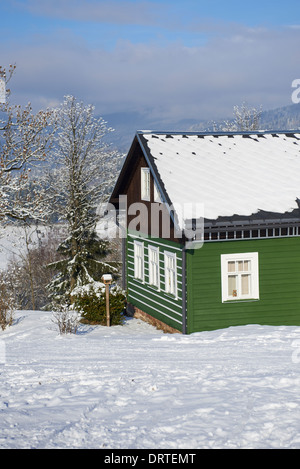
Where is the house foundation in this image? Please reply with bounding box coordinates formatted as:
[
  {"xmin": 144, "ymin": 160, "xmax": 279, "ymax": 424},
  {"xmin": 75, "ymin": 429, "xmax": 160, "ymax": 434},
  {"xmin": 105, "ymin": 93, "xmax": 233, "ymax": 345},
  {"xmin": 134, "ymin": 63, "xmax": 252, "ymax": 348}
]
[{"xmin": 126, "ymin": 303, "xmax": 181, "ymax": 334}]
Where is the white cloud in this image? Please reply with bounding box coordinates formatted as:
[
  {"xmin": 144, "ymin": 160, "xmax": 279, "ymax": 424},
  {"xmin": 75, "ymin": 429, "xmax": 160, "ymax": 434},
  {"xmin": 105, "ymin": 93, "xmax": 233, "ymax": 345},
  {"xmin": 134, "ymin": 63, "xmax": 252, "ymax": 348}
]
[
  {"xmin": 2, "ymin": 22, "xmax": 300, "ymax": 123},
  {"xmin": 13, "ymin": 0, "xmax": 164, "ymax": 25}
]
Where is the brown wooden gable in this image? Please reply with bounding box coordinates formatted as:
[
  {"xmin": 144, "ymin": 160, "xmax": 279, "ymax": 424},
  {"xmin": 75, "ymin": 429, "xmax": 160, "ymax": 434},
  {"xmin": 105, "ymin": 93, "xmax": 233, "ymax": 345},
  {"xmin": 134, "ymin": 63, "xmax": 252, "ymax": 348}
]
[{"xmin": 109, "ymin": 134, "xmax": 182, "ymax": 243}]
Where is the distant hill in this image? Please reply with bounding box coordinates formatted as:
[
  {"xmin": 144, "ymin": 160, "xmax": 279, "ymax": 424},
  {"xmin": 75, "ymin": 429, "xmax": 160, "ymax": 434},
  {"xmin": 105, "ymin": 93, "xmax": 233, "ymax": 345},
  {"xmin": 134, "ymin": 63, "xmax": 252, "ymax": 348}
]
[
  {"xmin": 260, "ymin": 103, "xmax": 300, "ymax": 131},
  {"xmin": 103, "ymin": 103, "xmax": 300, "ymax": 153},
  {"xmin": 102, "ymin": 110, "xmax": 203, "ymax": 152}
]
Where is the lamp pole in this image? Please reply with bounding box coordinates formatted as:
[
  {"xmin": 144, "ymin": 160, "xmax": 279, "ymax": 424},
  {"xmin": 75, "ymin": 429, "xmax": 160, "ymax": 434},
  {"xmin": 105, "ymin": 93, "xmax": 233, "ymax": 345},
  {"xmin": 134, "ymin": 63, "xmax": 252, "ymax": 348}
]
[
  {"xmin": 105, "ymin": 282, "xmax": 110, "ymax": 327},
  {"xmin": 101, "ymin": 274, "xmax": 112, "ymax": 327}
]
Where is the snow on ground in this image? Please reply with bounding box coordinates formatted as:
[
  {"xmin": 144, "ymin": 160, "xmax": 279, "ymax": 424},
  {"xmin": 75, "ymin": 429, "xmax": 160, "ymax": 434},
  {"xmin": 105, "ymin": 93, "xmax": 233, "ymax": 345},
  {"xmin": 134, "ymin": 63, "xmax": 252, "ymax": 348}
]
[{"xmin": 1, "ymin": 311, "xmax": 300, "ymax": 449}]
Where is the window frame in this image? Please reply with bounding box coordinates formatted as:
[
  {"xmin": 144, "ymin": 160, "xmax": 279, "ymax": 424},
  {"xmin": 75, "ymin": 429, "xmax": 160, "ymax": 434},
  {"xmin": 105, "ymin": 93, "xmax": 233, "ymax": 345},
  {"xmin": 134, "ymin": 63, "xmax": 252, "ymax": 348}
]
[
  {"xmin": 141, "ymin": 167, "xmax": 150, "ymax": 201},
  {"xmin": 148, "ymin": 245, "xmax": 160, "ymax": 289},
  {"xmin": 134, "ymin": 240, "xmax": 144, "ymax": 282},
  {"xmin": 221, "ymin": 252, "xmax": 259, "ymax": 302},
  {"xmin": 164, "ymin": 250, "xmax": 177, "ymax": 298}
]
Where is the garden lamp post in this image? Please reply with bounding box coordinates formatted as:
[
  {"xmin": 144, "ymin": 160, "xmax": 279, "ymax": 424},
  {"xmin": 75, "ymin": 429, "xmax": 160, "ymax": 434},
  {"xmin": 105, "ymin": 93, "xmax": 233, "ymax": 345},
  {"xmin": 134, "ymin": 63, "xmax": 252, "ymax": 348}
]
[{"xmin": 101, "ymin": 274, "xmax": 112, "ymax": 327}]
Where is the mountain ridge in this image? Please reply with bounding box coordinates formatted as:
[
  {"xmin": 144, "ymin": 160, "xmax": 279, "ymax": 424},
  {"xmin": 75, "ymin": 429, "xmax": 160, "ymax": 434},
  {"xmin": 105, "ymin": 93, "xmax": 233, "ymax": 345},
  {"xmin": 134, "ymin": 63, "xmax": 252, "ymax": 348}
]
[{"xmin": 103, "ymin": 103, "xmax": 300, "ymax": 152}]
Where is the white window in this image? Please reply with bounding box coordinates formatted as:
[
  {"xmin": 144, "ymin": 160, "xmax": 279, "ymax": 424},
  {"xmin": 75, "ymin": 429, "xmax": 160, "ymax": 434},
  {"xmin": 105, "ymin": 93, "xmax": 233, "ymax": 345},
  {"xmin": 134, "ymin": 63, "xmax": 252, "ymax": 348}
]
[
  {"xmin": 134, "ymin": 240, "xmax": 144, "ymax": 282},
  {"xmin": 164, "ymin": 251, "xmax": 177, "ymax": 297},
  {"xmin": 221, "ymin": 252, "xmax": 259, "ymax": 302},
  {"xmin": 149, "ymin": 245, "xmax": 160, "ymax": 288},
  {"xmin": 141, "ymin": 168, "xmax": 150, "ymax": 201}
]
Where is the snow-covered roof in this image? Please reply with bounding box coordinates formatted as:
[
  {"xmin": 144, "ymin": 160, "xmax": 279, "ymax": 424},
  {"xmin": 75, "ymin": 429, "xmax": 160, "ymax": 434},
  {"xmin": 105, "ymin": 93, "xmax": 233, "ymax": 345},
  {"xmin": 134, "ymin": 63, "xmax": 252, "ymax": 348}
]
[{"xmin": 139, "ymin": 131, "xmax": 300, "ymax": 221}]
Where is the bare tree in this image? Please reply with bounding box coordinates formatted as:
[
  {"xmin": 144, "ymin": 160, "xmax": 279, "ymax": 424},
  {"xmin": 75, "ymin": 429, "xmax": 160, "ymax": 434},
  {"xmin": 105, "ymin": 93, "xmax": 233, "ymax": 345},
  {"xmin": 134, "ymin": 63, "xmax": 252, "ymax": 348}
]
[
  {"xmin": 0, "ymin": 64, "xmax": 56, "ymax": 227},
  {"xmin": 0, "ymin": 269, "xmax": 15, "ymax": 330},
  {"xmin": 5, "ymin": 225, "xmax": 66, "ymax": 310}
]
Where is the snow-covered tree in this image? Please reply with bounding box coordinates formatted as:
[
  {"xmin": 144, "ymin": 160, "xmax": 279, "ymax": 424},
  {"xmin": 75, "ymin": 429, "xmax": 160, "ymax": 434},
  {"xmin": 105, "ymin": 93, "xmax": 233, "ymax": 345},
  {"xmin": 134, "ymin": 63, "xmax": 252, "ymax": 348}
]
[
  {"xmin": 210, "ymin": 102, "xmax": 262, "ymax": 132},
  {"xmin": 232, "ymin": 102, "xmax": 262, "ymax": 131},
  {"xmin": 46, "ymin": 95, "xmax": 121, "ymax": 306},
  {"xmin": 0, "ymin": 65, "xmax": 55, "ymax": 227}
]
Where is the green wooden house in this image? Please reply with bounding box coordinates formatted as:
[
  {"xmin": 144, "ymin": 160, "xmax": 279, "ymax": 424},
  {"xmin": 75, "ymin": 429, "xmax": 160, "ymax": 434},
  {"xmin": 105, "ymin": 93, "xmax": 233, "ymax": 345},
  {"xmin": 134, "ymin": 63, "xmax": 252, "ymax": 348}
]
[{"xmin": 109, "ymin": 130, "xmax": 300, "ymax": 334}]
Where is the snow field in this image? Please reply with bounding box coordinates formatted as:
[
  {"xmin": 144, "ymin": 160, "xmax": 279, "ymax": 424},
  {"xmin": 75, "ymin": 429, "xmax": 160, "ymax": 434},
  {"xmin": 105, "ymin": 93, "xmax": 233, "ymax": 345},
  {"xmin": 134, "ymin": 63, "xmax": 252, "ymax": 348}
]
[{"xmin": 1, "ymin": 311, "xmax": 300, "ymax": 448}]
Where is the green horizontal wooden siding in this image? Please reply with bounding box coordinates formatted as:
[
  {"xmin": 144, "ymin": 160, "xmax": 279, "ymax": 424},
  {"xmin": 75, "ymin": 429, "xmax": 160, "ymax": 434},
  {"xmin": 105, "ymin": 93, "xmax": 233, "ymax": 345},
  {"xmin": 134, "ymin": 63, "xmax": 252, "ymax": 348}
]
[
  {"xmin": 127, "ymin": 230, "xmax": 183, "ymax": 331},
  {"xmin": 186, "ymin": 237, "xmax": 300, "ymax": 333}
]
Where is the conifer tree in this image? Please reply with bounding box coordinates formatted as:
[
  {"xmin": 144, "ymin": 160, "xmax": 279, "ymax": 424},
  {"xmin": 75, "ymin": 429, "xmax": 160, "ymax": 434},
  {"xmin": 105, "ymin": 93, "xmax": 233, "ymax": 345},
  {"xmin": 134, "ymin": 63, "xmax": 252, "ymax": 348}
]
[{"xmin": 47, "ymin": 95, "xmax": 121, "ymax": 306}]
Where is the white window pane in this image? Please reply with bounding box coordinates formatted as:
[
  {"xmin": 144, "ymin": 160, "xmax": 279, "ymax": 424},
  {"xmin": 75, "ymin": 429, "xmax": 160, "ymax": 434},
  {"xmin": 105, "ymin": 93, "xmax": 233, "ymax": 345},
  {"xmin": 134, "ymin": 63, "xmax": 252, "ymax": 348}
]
[
  {"xmin": 228, "ymin": 261, "xmax": 235, "ymax": 272},
  {"xmin": 141, "ymin": 168, "xmax": 150, "ymax": 200},
  {"xmin": 238, "ymin": 261, "xmax": 244, "ymax": 272},
  {"xmin": 171, "ymin": 272, "xmax": 175, "ymax": 293},
  {"xmin": 228, "ymin": 275, "xmax": 237, "ymax": 296},
  {"xmin": 134, "ymin": 242, "xmax": 144, "ymax": 281},
  {"xmin": 139, "ymin": 258, "xmax": 143, "ymax": 278},
  {"xmin": 241, "ymin": 274, "xmax": 250, "ymax": 295},
  {"xmin": 167, "ymin": 270, "xmax": 175, "ymax": 294},
  {"xmin": 155, "ymin": 266, "xmax": 159, "ymax": 286},
  {"xmin": 165, "ymin": 252, "xmax": 177, "ymax": 296},
  {"xmin": 149, "ymin": 247, "xmax": 159, "ymax": 287}
]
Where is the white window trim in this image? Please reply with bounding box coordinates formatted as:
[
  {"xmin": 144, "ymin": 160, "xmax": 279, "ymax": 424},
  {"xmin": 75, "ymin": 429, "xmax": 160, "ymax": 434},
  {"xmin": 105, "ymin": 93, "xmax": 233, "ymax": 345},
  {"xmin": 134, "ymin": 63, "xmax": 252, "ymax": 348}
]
[
  {"xmin": 164, "ymin": 251, "xmax": 177, "ymax": 298},
  {"xmin": 141, "ymin": 167, "xmax": 150, "ymax": 201},
  {"xmin": 134, "ymin": 240, "xmax": 144, "ymax": 282},
  {"xmin": 148, "ymin": 245, "xmax": 160, "ymax": 289},
  {"xmin": 221, "ymin": 252, "xmax": 259, "ymax": 302}
]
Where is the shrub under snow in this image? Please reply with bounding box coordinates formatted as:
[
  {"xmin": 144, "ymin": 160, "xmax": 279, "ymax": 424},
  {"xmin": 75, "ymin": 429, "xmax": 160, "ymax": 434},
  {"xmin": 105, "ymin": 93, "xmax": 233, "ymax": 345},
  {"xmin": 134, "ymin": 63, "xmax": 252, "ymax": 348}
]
[{"xmin": 71, "ymin": 281, "xmax": 126, "ymax": 326}]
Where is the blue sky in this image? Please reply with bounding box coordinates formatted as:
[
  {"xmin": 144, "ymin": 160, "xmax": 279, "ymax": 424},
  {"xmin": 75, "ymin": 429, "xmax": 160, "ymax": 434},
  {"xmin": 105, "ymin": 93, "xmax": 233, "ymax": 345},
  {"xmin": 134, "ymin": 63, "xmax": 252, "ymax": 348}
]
[{"xmin": 1, "ymin": 0, "xmax": 300, "ymax": 126}]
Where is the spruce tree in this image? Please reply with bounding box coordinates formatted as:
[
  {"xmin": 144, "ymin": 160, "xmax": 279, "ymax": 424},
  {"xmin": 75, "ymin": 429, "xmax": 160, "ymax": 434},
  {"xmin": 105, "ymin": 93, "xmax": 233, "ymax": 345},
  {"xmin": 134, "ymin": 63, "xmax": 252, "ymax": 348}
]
[{"xmin": 46, "ymin": 96, "xmax": 121, "ymax": 307}]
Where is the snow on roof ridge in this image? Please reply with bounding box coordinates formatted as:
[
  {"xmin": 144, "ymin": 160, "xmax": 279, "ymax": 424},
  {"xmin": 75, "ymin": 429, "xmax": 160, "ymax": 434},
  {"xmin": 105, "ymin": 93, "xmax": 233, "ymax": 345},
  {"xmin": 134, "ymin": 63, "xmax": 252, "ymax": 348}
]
[{"xmin": 138, "ymin": 129, "xmax": 300, "ymax": 137}]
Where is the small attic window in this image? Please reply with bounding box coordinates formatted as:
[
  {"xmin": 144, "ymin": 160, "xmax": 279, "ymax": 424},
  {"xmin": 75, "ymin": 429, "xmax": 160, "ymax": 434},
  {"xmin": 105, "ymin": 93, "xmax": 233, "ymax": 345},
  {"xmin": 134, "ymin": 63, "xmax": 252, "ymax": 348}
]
[{"xmin": 141, "ymin": 167, "xmax": 150, "ymax": 201}]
